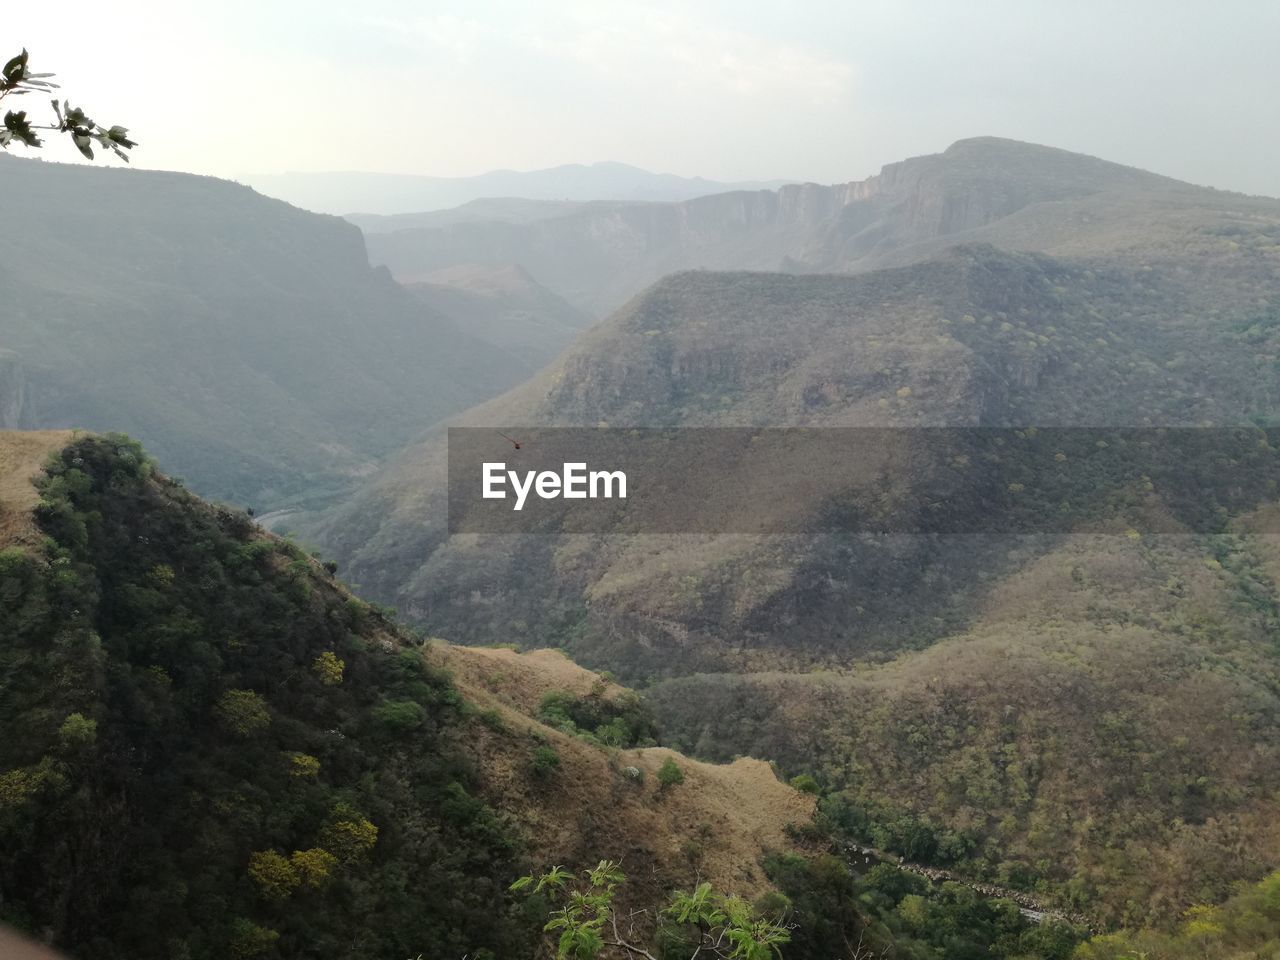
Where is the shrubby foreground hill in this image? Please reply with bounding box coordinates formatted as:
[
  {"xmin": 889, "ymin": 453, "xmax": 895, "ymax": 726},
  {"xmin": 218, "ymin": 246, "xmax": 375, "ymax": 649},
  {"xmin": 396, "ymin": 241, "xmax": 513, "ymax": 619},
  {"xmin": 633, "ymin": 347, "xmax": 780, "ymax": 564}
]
[
  {"xmin": 0, "ymin": 431, "xmax": 828, "ymax": 959},
  {"xmin": 13, "ymin": 430, "xmax": 1262, "ymax": 958},
  {"xmin": 0, "ymin": 155, "xmax": 541, "ymax": 510}
]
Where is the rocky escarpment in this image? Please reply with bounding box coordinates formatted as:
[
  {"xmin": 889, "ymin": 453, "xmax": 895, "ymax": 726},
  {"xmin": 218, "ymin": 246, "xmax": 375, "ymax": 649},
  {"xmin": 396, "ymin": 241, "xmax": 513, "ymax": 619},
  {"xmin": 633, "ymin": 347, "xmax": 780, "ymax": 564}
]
[{"xmin": 362, "ymin": 137, "xmax": 1203, "ymax": 315}]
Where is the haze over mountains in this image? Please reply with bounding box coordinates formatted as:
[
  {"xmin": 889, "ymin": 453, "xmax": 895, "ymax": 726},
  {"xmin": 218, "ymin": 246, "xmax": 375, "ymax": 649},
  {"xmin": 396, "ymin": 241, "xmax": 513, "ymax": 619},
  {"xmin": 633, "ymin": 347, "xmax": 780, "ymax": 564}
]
[
  {"xmin": 0, "ymin": 154, "xmax": 583, "ymax": 509},
  {"xmin": 241, "ymin": 161, "xmax": 794, "ymax": 216},
  {"xmin": 355, "ymin": 137, "xmax": 1245, "ymax": 317},
  {"xmin": 313, "ymin": 136, "xmax": 1280, "ymax": 631}
]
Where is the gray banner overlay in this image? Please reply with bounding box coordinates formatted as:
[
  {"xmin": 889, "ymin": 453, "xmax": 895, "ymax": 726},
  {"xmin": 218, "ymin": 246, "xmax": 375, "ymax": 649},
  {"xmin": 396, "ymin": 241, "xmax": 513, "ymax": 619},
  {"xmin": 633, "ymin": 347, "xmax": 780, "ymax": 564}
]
[{"xmin": 448, "ymin": 427, "xmax": 1280, "ymax": 534}]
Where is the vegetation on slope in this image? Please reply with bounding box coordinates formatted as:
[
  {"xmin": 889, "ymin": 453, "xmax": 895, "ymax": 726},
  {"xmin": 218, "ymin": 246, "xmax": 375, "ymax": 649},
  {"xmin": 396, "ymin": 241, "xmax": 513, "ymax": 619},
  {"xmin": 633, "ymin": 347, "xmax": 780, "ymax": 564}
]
[
  {"xmin": 5, "ymin": 433, "xmax": 947, "ymax": 960},
  {"xmin": 649, "ymin": 530, "xmax": 1280, "ymax": 927},
  {"xmin": 1076, "ymin": 869, "xmax": 1280, "ymax": 959},
  {"xmin": 0, "ymin": 434, "xmax": 535, "ymax": 959}
]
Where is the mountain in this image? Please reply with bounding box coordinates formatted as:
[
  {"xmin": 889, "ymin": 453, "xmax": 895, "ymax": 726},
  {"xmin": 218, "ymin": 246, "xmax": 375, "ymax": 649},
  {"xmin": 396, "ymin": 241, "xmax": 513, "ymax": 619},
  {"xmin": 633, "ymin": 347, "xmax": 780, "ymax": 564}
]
[
  {"xmin": 298, "ymin": 139, "xmax": 1280, "ymax": 923},
  {"xmin": 358, "ymin": 137, "xmax": 1266, "ymax": 316},
  {"xmin": 240, "ymin": 162, "xmax": 794, "ymax": 216},
  {"xmin": 307, "ymin": 242, "xmax": 1280, "ymax": 649},
  {"xmin": 0, "ymin": 154, "xmax": 532, "ymax": 510},
  {"xmin": 0, "ymin": 430, "xmax": 830, "ymax": 959},
  {"xmin": 650, "ymin": 525, "xmax": 1280, "ymax": 928}
]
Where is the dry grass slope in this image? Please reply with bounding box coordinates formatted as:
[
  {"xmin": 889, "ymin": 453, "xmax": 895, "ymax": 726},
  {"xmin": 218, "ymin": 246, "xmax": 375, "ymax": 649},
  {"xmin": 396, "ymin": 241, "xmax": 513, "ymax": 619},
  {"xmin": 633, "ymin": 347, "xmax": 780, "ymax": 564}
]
[
  {"xmin": 0, "ymin": 430, "xmax": 76, "ymax": 547},
  {"xmin": 436, "ymin": 641, "xmax": 816, "ymax": 905}
]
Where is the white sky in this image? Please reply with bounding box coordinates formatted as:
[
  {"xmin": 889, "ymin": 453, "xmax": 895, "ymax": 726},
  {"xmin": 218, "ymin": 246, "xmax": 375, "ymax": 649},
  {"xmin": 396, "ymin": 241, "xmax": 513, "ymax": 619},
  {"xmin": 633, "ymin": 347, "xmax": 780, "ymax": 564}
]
[{"xmin": 7, "ymin": 0, "xmax": 1279, "ymax": 195}]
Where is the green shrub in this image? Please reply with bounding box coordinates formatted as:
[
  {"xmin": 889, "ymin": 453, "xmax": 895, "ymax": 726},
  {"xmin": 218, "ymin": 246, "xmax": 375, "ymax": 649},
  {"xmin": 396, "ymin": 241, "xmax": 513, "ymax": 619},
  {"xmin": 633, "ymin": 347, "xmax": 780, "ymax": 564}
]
[
  {"xmin": 529, "ymin": 745, "xmax": 561, "ymax": 781},
  {"xmin": 789, "ymin": 773, "xmax": 820, "ymax": 795},
  {"xmin": 657, "ymin": 757, "xmax": 685, "ymax": 790}
]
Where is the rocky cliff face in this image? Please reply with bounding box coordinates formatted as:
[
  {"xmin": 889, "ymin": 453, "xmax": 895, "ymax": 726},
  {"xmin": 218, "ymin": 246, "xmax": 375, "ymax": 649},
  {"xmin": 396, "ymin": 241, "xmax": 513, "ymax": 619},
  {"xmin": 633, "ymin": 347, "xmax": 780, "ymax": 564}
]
[{"xmin": 362, "ymin": 137, "xmax": 1204, "ymax": 315}]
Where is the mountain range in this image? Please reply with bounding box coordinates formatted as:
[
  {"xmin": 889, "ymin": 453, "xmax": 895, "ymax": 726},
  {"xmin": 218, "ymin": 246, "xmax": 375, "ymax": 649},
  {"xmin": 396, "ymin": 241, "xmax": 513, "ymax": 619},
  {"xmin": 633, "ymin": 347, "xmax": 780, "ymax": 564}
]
[
  {"xmin": 353, "ymin": 136, "xmax": 1249, "ymax": 317},
  {"xmin": 240, "ymin": 161, "xmax": 794, "ymax": 216},
  {"xmin": 298, "ymin": 137, "xmax": 1280, "ymax": 925}
]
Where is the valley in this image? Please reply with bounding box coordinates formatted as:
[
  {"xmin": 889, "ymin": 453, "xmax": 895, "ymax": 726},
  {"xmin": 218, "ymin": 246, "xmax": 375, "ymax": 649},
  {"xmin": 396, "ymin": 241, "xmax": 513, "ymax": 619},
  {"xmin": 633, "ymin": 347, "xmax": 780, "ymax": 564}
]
[{"xmin": 290, "ymin": 137, "xmax": 1280, "ymax": 930}]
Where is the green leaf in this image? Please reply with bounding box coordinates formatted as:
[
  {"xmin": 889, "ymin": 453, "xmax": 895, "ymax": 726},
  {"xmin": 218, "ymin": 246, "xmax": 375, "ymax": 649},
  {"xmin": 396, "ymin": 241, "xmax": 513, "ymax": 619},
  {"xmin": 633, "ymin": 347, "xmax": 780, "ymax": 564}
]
[
  {"xmin": 2, "ymin": 109, "xmax": 41, "ymax": 147},
  {"xmin": 2, "ymin": 49, "xmax": 29, "ymax": 85}
]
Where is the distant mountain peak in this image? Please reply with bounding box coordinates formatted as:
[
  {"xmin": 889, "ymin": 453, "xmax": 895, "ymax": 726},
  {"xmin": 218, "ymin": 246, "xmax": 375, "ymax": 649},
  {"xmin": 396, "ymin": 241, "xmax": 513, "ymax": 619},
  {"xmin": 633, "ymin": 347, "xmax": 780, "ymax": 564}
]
[{"xmin": 928, "ymin": 135, "xmax": 1188, "ymax": 189}]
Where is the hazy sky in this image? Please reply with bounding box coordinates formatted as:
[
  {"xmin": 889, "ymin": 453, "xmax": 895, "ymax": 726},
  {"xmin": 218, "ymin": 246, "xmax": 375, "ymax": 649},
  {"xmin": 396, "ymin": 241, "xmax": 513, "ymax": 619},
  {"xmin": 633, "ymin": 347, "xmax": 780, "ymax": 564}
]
[{"xmin": 9, "ymin": 0, "xmax": 1280, "ymax": 195}]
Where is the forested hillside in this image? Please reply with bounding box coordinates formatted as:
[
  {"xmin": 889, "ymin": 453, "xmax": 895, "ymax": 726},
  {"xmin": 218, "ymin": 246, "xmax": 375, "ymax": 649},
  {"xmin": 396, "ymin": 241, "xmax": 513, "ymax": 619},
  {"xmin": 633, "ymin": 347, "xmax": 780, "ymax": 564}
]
[
  {"xmin": 1, "ymin": 431, "xmax": 1150, "ymax": 960},
  {"xmin": 0, "ymin": 432, "xmax": 535, "ymax": 957},
  {"xmin": 0, "ymin": 431, "xmax": 861, "ymax": 960}
]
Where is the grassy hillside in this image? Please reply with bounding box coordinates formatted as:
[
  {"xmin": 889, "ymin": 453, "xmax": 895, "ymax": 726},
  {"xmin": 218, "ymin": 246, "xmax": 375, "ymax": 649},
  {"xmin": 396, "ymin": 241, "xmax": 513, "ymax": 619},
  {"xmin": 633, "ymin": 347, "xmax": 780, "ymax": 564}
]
[{"xmin": 0, "ymin": 155, "xmax": 526, "ymax": 509}]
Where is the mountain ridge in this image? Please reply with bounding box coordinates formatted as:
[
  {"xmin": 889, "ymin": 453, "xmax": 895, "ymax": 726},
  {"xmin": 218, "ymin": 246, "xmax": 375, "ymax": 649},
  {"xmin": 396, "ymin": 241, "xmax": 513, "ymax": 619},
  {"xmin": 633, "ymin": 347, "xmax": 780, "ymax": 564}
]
[
  {"xmin": 0, "ymin": 155, "xmax": 535, "ymax": 509},
  {"xmin": 241, "ymin": 160, "xmax": 795, "ymax": 216},
  {"xmin": 358, "ymin": 136, "xmax": 1270, "ymax": 316}
]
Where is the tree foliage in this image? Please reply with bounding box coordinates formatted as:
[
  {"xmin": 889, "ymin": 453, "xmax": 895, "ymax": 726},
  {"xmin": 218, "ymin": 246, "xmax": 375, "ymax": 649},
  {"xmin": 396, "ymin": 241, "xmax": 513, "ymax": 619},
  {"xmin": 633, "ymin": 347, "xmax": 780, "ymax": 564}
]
[
  {"xmin": 1076, "ymin": 869, "xmax": 1280, "ymax": 959},
  {"xmin": 1, "ymin": 49, "xmax": 136, "ymax": 159},
  {"xmin": 537, "ymin": 685, "xmax": 659, "ymax": 748},
  {"xmin": 0, "ymin": 434, "xmax": 534, "ymax": 959}
]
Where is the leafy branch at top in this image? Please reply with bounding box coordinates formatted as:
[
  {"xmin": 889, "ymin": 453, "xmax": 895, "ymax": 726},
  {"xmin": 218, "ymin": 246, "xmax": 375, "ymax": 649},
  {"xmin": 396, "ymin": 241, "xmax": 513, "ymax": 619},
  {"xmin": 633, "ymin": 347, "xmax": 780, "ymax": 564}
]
[{"xmin": 1, "ymin": 48, "xmax": 136, "ymax": 160}]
